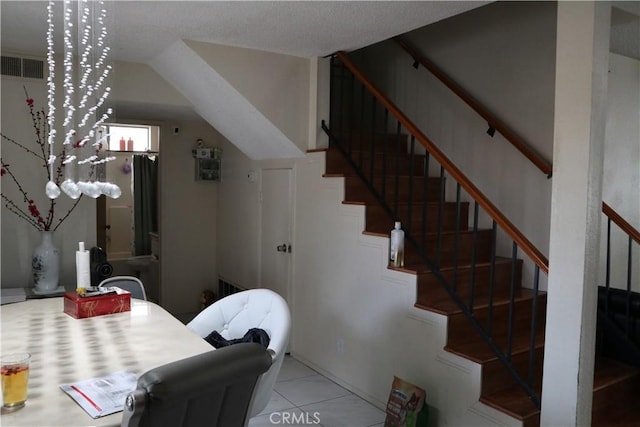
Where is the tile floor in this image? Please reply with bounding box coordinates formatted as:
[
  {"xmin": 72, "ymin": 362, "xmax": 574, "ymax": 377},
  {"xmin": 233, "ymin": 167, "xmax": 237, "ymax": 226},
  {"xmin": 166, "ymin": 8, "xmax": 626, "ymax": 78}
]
[{"xmin": 249, "ymin": 355, "xmax": 386, "ymax": 427}]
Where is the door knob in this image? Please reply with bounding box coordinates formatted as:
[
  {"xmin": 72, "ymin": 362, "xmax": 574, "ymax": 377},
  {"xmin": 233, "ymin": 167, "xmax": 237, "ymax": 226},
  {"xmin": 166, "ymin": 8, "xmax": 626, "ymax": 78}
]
[{"xmin": 276, "ymin": 244, "xmax": 288, "ymax": 252}]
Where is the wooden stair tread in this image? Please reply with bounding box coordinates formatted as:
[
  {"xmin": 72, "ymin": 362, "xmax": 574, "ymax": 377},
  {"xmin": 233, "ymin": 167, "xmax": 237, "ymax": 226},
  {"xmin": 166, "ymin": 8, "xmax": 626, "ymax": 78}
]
[
  {"xmin": 596, "ymin": 405, "xmax": 640, "ymax": 426},
  {"xmin": 593, "ymin": 356, "xmax": 640, "ymax": 391},
  {"xmin": 479, "ymin": 358, "xmax": 640, "ymax": 424},
  {"xmin": 402, "ymin": 257, "xmax": 514, "ymax": 274},
  {"xmin": 417, "ymin": 257, "xmax": 514, "ymax": 273},
  {"xmin": 480, "ymin": 384, "xmax": 540, "ymax": 421},
  {"xmin": 415, "ymin": 288, "xmax": 543, "ymax": 316},
  {"xmin": 445, "ymin": 331, "xmax": 545, "ymax": 364}
]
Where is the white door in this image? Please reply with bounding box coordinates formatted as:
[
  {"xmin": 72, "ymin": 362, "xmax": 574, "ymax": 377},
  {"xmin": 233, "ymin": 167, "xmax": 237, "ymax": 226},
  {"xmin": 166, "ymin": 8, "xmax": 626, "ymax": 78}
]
[{"xmin": 260, "ymin": 168, "xmax": 293, "ymax": 303}]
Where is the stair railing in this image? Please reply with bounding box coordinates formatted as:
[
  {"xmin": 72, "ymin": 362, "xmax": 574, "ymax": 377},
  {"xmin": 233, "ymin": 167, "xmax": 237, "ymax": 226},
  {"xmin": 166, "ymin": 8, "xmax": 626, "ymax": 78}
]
[
  {"xmin": 393, "ymin": 36, "xmax": 553, "ymax": 179},
  {"xmin": 599, "ymin": 201, "xmax": 640, "ymax": 365},
  {"xmin": 325, "ymin": 52, "xmax": 548, "ymax": 408}
]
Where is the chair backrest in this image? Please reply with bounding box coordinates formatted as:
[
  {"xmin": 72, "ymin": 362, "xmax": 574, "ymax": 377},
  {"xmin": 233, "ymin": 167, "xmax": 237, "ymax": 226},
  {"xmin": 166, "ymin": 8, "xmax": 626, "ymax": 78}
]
[
  {"xmin": 186, "ymin": 288, "xmax": 291, "ymax": 417},
  {"xmin": 121, "ymin": 343, "xmax": 272, "ymax": 427},
  {"xmin": 99, "ymin": 276, "xmax": 147, "ymax": 300}
]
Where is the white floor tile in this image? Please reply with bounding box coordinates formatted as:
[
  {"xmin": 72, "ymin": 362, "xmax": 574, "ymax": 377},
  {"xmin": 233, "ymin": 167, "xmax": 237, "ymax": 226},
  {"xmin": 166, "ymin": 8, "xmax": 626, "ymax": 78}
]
[
  {"xmin": 257, "ymin": 390, "xmax": 297, "ymax": 416},
  {"xmin": 249, "ymin": 407, "xmax": 324, "ymax": 427},
  {"xmin": 252, "ymin": 356, "xmax": 386, "ymax": 427},
  {"xmin": 278, "ymin": 355, "xmax": 318, "ymax": 381},
  {"xmin": 300, "ymin": 394, "xmax": 386, "ymax": 427},
  {"xmin": 274, "ymin": 374, "xmax": 352, "ymax": 407}
]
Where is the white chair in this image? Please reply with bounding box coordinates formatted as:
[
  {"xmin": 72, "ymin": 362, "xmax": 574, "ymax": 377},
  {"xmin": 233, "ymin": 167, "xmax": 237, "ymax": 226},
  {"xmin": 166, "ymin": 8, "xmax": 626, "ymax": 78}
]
[
  {"xmin": 187, "ymin": 288, "xmax": 291, "ymax": 418},
  {"xmin": 99, "ymin": 276, "xmax": 147, "ymax": 300}
]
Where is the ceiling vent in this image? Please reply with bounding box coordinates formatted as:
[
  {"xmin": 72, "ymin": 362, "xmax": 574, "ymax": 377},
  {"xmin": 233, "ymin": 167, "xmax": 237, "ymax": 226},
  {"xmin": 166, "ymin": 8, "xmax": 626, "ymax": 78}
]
[{"xmin": 1, "ymin": 55, "xmax": 44, "ymax": 79}]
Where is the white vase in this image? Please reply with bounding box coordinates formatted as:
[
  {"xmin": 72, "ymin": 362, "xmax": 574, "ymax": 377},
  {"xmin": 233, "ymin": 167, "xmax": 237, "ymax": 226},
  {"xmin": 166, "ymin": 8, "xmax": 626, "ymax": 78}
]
[{"xmin": 32, "ymin": 231, "xmax": 60, "ymax": 292}]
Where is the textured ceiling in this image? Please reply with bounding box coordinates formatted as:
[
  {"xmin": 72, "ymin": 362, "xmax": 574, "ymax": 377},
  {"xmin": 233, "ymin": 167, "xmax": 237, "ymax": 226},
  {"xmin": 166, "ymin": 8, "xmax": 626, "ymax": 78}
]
[
  {"xmin": 1, "ymin": 1, "xmax": 488, "ymax": 62},
  {"xmin": 2, "ymin": 1, "xmax": 636, "ymax": 124}
]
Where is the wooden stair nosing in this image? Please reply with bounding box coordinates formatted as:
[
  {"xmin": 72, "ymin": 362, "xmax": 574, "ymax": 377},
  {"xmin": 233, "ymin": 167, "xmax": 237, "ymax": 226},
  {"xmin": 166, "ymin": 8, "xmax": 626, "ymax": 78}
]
[
  {"xmin": 417, "ymin": 287, "xmax": 543, "ymax": 316},
  {"xmin": 444, "ymin": 328, "xmax": 546, "ymax": 365}
]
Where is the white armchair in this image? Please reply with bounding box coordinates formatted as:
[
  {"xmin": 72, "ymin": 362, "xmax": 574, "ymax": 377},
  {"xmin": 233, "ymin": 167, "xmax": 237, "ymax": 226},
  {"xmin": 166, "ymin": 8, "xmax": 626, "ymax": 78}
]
[{"xmin": 186, "ymin": 288, "xmax": 291, "ymax": 418}]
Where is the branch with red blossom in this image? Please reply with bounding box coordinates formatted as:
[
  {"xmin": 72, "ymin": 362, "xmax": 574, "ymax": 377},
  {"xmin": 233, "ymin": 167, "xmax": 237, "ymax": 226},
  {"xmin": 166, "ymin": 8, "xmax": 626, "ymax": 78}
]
[{"xmin": 0, "ymin": 87, "xmax": 86, "ymax": 232}]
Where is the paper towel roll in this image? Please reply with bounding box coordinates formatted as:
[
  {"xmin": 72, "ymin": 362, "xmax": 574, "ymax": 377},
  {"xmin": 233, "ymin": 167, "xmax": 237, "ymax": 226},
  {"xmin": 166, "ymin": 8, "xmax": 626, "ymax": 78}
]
[{"xmin": 76, "ymin": 242, "xmax": 91, "ymax": 288}]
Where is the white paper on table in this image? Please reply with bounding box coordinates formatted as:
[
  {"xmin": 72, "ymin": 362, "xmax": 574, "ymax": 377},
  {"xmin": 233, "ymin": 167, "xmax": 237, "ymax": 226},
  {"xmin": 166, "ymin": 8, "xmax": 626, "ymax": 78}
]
[{"xmin": 60, "ymin": 370, "xmax": 138, "ymax": 418}]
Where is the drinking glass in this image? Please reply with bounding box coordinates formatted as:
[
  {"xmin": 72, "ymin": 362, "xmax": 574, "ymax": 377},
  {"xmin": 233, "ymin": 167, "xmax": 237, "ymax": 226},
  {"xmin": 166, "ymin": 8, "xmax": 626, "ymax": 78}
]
[{"xmin": 1, "ymin": 353, "xmax": 31, "ymax": 409}]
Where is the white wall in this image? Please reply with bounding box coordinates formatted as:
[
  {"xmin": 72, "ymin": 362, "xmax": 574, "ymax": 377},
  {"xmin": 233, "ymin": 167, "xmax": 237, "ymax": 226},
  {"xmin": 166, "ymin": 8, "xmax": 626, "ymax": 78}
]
[
  {"xmin": 113, "ymin": 61, "xmax": 193, "ymax": 110},
  {"xmin": 350, "ymin": 1, "xmax": 556, "ymax": 289},
  {"xmin": 290, "ymin": 152, "xmax": 521, "ymax": 426},
  {"xmin": 158, "ymin": 121, "xmax": 219, "ymax": 314},
  {"xmin": 214, "ymin": 2, "xmax": 638, "ymax": 424},
  {"xmin": 210, "ymin": 3, "xmax": 556, "ymax": 424},
  {"xmin": 1, "ymin": 59, "xmax": 219, "ymax": 317},
  {"xmin": 600, "ymin": 53, "xmax": 640, "ymax": 292},
  {"xmin": 1, "ymin": 77, "xmax": 96, "ymax": 289},
  {"xmin": 184, "ymin": 41, "xmax": 311, "ymax": 155}
]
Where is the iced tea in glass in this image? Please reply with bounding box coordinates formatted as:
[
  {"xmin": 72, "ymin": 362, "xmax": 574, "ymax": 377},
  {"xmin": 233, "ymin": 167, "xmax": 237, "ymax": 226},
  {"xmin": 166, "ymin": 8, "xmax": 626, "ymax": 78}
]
[{"xmin": 1, "ymin": 353, "xmax": 31, "ymax": 409}]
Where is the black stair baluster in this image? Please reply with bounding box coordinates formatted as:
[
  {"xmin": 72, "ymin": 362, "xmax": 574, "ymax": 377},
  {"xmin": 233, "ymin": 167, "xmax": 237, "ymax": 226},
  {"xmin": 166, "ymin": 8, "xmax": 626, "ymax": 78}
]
[
  {"xmin": 606, "ymin": 218, "xmax": 612, "ymax": 315},
  {"xmin": 453, "ymin": 183, "xmax": 462, "ymax": 292},
  {"xmin": 487, "ymin": 220, "xmax": 497, "ymax": 337},
  {"xmin": 407, "ymin": 135, "xmax": 416, "ymax": 238},
  {"xmin": 329, "ymin": 56, "xmax": 336, "ymax": 136},
  {"xmin": 369, "ymin": 96, "xmax": 376, "ymax": 184},
  {"xmin": 506, "ymin": 242, "xmax": 518, "ymax": 361},
  {"xmin": 358, "ymin": 83, "xmax": 365, "ymax": 169},
  {"xmin": 469, "ymin": 201, "xmax": 479, "ymax": 312},
  {"xmin": 381, "ymin": 109, "xmax": 389, "ymax": 200},
  {"xmin": 625, "ymin": 236, "xmax": 633, "ymax": 336},
  {"xmin": 436, "ymin": 166, "xmax": 446, "ymax": 270},
  {"xmin": 393, "ymin": 121, "xmax": 402, "ymax": 219},
  {"xmin": 421, "ymin": 152, "xmax": 431, "ymax": 250},
  {"xmin": 348, "ymin": 68, "xmax": 355, "ymax": 154},
  {"xmin": 528, "ymin": 265, "xmax": 540, "ymax": 388}
]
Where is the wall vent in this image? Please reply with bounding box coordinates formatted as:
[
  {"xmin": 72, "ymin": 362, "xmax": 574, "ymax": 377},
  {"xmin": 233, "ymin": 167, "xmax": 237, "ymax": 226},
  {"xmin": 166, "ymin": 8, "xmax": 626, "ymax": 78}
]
[
  {"xmin": 218, "ymin": 278, "xmax": 245, "ymax": 300},
  {"xmin": 1, "ymin": 55, "xmax": 44, "ymax": 79}
]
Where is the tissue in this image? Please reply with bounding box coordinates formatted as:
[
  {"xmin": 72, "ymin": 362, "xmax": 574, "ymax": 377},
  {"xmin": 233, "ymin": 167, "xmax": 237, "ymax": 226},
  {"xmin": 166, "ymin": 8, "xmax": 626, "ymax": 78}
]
[{"xmin": 76, "ymin": 242, "xmax": 91, "ymax": 288}]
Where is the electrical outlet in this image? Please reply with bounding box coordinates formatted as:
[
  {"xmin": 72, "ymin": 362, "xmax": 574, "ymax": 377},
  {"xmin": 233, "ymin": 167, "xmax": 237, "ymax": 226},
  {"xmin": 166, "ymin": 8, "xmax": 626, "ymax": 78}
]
[{"xmin": 337, "ymin": 338, "xmax": 344, "ymax": 355}]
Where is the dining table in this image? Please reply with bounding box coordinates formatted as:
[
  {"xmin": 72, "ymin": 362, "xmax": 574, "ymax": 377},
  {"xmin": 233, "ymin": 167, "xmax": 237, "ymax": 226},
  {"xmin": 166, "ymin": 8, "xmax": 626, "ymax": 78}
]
[{"xmin": 0, "ymin": 297, "xmax": 212, "ymax": 426}]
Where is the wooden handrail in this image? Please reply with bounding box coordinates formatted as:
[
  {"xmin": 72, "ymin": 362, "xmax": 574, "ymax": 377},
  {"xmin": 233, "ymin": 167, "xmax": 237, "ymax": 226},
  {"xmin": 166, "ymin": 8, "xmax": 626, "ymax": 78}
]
[
  {"xmin": 602, "ymin": 202, "xmax": 640, "ymax": 245},
  {"xmin": 337, "ymin": 51, "xmax": 549, "ymax": 274},
  {"xmin": 393, "ymin": 36, "xmax": 553, "ymax": 178}
]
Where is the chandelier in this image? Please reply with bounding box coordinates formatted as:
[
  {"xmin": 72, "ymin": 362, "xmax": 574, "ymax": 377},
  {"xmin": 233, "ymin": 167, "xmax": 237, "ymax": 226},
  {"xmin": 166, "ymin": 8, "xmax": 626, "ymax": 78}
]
[{"xmin": 45, "ymin": 0, "xmax": 120, "ymax": 200}]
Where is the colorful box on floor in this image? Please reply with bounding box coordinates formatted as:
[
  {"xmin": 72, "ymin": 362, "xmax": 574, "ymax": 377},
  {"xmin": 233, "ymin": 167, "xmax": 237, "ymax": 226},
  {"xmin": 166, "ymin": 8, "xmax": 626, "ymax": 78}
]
[{"xmin": 63, "ymin": 288, "xmax": 131, "ymax": 319}]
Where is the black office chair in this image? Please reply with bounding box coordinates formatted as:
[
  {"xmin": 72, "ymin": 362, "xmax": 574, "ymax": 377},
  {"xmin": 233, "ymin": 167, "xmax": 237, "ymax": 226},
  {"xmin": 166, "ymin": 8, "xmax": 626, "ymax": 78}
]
[
  {"xmin": 99, "ymin": 276, "xmax": 147, "ymax": 300},
  {"xmin": 121, "ymin": 343, "xmax": 273, "ymax": 427}
]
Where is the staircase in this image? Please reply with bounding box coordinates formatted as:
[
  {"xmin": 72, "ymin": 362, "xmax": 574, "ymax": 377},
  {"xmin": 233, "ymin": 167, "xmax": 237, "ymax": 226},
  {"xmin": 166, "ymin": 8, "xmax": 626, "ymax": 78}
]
[{"xmin": 322, "ymin": 52, "xmax": 640, "ymax": 425}]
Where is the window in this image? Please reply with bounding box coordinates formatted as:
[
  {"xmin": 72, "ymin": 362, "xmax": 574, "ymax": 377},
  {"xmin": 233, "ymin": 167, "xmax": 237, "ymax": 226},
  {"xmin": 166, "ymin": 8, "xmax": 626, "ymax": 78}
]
[{"xmin": 105, "ymin": 124, "xmax": 156, "ymax": 152}]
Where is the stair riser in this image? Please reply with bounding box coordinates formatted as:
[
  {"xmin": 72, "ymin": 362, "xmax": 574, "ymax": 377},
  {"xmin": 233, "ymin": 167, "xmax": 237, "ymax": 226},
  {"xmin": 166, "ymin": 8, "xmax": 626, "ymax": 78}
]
[
  {"xmin": 481, "ymin": 347, "xmax": 545, "ymax": 397},
  {"xmin": 326, "ymin": 149, "xmax": 426, "ymax": 177},
  {"xmin": 447, "ymin": 297, "xmax": 548, "ymax": 348},
  {"xmin": 592, "ymin": 374, "xmax": 640, "ymax": 424},
  {"xmin": 365, "ymin": 203, "xmax": 469, "ymax": 235},
  {"xmin": 403, "ymin": 229, "xmax": 493, "ymax": 268},
  {"xmin": 331, "ymin": 132, "xmax": 408, "ymax": 152},
  {"xmin": 416, "ymin": 260, "xmax": 522, "ymax": 306},
  {"xmin": 344, "ymin": 176, "xmax": 443, "ymax": 203}
]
